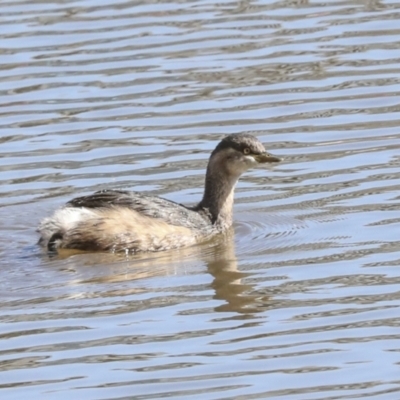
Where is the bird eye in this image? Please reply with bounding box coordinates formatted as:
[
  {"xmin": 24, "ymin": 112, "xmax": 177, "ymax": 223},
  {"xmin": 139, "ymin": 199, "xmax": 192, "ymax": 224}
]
[{"xmin": 243, "ymin": 148, "xmax": 250, "ymax": 155}]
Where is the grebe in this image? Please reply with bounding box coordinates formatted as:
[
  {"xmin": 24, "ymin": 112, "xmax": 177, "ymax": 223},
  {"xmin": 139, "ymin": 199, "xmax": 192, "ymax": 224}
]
[{"xmin": 38, "ymin": 133, "xmax": 281, "ymax": 253}]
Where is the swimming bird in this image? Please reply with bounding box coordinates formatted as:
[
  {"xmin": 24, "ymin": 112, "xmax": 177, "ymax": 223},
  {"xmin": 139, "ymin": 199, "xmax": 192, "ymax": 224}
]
[{"xmin": 38, "ymin": 133, "xmax": 281, "ymax": 253}]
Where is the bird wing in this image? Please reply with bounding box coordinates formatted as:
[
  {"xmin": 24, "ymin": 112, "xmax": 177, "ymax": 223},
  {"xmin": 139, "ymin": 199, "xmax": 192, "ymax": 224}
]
[
  {"xmin": 67, "ymin": 190, "xmax": 143, "ymax": 209},
  {"xmin": 66, "ymin": 190, "xmax": 211, "ymax": 230}
]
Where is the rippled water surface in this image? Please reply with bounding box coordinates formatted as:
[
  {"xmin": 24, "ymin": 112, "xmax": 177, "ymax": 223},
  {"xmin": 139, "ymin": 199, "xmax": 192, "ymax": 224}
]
[{"xmin": 2, "ymin": 0, "xmax": 400, "ymax": 398}]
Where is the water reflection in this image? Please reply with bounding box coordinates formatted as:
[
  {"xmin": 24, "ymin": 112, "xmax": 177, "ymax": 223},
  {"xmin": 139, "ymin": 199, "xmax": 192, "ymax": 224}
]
[
  {"xmin": 207, "ymin": 230, "xmax": 263, "ymax": 314},
  {"xmin": 53, "ymin": 229, "xmax": 261, "ymax": 314}
]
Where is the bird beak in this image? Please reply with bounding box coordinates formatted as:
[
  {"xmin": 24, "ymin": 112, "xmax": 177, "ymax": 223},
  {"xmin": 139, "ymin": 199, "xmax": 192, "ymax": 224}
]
[{"xmin": 254, "ymin": 152, "xmax": 282, "ymax": 163}]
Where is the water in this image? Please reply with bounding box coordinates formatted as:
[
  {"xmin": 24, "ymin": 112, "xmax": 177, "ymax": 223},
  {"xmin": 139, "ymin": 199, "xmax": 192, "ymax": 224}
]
[{"xmin": 1, "ymin": 0, "xmax": 400, "ymax": 398}]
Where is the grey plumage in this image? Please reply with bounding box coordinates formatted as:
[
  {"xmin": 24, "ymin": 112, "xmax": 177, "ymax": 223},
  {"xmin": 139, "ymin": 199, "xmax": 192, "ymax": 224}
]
[{"xmin": 38, "ymin": 133, "xmax": 281, "ymax": 254}]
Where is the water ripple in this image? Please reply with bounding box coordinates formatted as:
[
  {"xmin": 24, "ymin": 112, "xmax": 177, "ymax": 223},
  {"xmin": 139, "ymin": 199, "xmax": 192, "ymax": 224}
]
[{"xmin": 1, "ymin": 0, "xmax": 400, "ymax": 399}]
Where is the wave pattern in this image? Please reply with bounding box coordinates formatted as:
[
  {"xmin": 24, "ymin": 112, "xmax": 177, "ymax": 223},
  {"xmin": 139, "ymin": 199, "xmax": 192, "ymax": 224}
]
[{"xmin": 1, "ymin": 0, "xmax": 400, "ymax": 399}]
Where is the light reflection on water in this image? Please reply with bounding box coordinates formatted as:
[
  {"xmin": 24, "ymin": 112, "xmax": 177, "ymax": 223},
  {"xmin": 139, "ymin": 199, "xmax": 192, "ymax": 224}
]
[{"xmin": 1, "ymin": 0, "xmax": 400, "ymax": 399}]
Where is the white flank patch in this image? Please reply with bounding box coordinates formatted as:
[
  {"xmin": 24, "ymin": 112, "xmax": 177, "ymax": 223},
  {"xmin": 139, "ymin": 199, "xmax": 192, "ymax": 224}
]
[{"xmin": 38, "ymin": 207, "xmax": 95, "ymax": 244}]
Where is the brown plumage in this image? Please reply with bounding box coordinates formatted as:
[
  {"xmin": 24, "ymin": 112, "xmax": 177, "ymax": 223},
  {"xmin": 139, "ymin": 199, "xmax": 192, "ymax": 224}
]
[{"xmin": 38, "ymin": 133, "xmax": 281, "ymax": 254}]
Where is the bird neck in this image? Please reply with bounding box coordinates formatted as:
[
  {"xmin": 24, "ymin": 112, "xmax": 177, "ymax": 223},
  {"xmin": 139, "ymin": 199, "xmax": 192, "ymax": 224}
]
[{"xmin": 198, "ymin": 163, "xmax": 239, "ymax": 230}]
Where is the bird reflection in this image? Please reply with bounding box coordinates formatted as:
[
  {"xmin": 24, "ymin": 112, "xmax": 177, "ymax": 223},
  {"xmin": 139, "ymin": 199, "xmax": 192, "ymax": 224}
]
[
  {"xmin": 52, "ymin": 228, "xmax": 265, "ymax": 314},
  {"xmin": 206, "ymin": 229, "xmax": 264, "ymax": 314}
]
